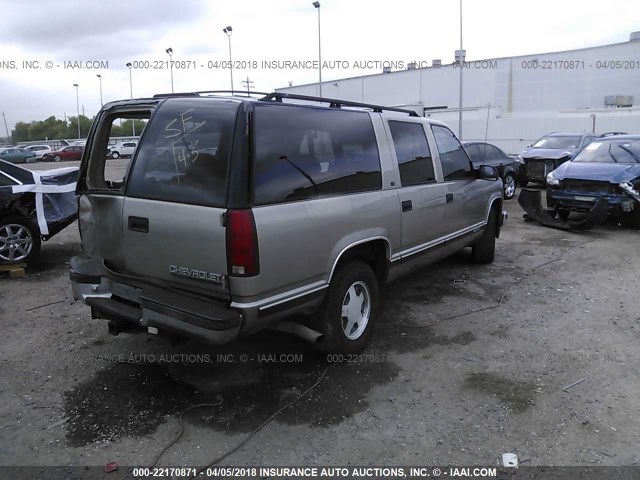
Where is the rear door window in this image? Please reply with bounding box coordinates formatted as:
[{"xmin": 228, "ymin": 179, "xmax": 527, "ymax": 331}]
[
  {"xmin": 126, "ymin": 99, "xmax": 239, "ymax": 207},
  {"xmin": 253, "ymin": 105, "xmax": 381, "ymax": 205},
  {"xmin": 388, "ymin": 121, "xmax": 435, "ymax": 186}
]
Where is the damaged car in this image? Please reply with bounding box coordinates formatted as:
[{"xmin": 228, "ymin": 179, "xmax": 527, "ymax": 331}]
[
  {"xmin": 518, "ymin": 133, "xmax": 598, "ymax": 186},
  {"xmin": 546, "ymin": 135, "xmax": 640, "ymax": 227},
  {"xmin": 0, "ymin": 160, "xmax": 79, "ymax": 264}
]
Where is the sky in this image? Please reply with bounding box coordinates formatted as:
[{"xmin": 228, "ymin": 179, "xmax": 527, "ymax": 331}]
[{"xmin": 0, "ymin": 0, "xmax": 639, "ymax": 134}]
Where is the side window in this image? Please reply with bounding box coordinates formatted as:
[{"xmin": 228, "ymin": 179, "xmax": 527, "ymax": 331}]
[
  {"xmin": 483, "ymin": 145, "xmax": 500, "ymax": 161},
  {"xmin": 432, "ymin": 126, "xmax": 472, "ymax": 180},
  {"xmin": 0, "ymin": 173, "xmax": 17, "ymax": 187},
  {"xmin": 253, "ymin": 105, "xmax": 381, "ymax": 205},
  {"xmin": 388, "ymin": 121, "xmax": 435, "ymax": 186}
]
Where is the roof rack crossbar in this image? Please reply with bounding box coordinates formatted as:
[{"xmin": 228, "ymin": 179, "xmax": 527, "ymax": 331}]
[{"xmin": 260, "ymin": 92, "xmax": 419, "ymax": 116}]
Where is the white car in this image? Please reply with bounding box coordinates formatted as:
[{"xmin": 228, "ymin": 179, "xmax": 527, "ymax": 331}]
[
  {"xmin": 109, "ymin": 142, "xmax": 137, "ymax": 158},
  {"xmin": 24, "ymin": 144, "xmax": 52, "ymax": 160}
]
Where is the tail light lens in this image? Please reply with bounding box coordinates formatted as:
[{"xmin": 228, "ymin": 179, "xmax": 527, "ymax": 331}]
[{"xmin": 226, "ymin": 209, "xmax": 259, "ymax": 277}]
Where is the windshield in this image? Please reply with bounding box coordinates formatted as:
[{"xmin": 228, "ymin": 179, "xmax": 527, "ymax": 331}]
[
  {"xmin": 533, "ymin": 135, "xmax": 581, "ymax": 149},
  {"xmin": 572, "ymin": 139, "xmax": 640, "ymax": 164}
]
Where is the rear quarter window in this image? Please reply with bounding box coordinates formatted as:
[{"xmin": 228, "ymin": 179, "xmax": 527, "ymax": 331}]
[
  {"xmin": 253, "ymin": 105, "xmax": 381, "ymax": 205},
  {"xmin": 126, "ymin": 99, "xmax": 240, "ymax": 207}
]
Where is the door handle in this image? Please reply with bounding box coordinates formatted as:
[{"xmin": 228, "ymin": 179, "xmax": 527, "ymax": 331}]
[
  {"xmin": 402, "ymin": 200, "xmax": 412, "ymax": 212},
  {"xmin": 128, "ymin": 216, "xmax": 149, "ymax": 233},
  {"xmin": 446, "ymin": 193, "xmax": 454, "ymax": 203}
]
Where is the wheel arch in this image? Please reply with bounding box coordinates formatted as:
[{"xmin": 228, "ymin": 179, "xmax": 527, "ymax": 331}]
[
  {"xmin": 486, "ymin": 195, "xmax": 503, "ymax": 238},
  {"xmin": 328, "ymin": 237, "xmax": 391, "ymax": 286}
]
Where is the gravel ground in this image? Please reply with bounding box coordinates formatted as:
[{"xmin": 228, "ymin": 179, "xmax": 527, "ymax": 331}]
[{"xmin": 1, "ymin": 159, "xmax": 639, "ymax": 476}]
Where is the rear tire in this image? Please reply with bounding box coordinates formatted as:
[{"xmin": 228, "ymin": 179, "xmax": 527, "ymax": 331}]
[
  {"xmin": 314, "ymin": 260, "xmax": 379, "ymax": 354},
  {"xmin": 54, "ymin": 155, "xmax": 61, "ymax": 162},
  {"xmin": 0, "ymin": 215, "xmax": 41, "ymax": 264},
  {"xmin": 111, "ymin": 151, "xmax": 120, "ymax": 159},
  {"xmin": 472, "ymin": 208, "xmax": 497, "ymax": 264}
]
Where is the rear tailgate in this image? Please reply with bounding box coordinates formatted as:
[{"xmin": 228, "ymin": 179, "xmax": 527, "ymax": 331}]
[{"xmin": 119, "ymin": 98, "xmax": 241, "ymax": 298}]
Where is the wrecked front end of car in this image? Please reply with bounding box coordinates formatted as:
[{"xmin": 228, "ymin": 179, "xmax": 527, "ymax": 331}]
[
  {"xmin": 547, "ymin": 179, "xmax": 640, "ymax": 216},
  {"xmin": 518, "ymin": 189, "xmax": 609, "ymax": 231},
  {"xmin": 539, "ymin": 137, "xmax": 640, "ymax": 228},
  {"xmin": 520, "ymin": 151, "xmax": 573, "ymax": 185}
]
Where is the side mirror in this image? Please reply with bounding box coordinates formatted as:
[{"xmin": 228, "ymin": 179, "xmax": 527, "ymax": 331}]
[{"xmin": 477, "ymin": 165, "xmax": 499, "ymax": 180}]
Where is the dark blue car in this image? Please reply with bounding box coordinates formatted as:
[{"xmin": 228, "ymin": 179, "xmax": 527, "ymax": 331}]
[{"xmin": 546, "ymin": 135, "xmax": 640, "ymax": 227}]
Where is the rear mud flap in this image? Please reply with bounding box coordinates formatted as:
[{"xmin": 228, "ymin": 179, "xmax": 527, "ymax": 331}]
[{"xmin": 517, "ymin": 189, "xmax": 609, "ymax": 231}]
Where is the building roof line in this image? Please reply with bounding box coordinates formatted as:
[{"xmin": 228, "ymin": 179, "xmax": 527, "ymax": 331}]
[{"xmin": 277, "ymin": 37, "xmax": 636, "ymax": 90}]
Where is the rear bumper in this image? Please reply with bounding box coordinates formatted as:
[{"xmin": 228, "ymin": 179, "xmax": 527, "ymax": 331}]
[{"xmin": 69, "ymin": 256, "xmax": 242, "ymax": 345}]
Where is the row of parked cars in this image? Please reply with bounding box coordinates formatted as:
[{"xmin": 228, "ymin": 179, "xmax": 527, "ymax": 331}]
[
  {"xmin": 464, "ymin": 132, "xmax": 640, "ymax": 228},
  {"xmin": 0, "ymin": 141, "xmax": 138, "ymax": 164},
  {"xmin": 0, "ymin": 144, "xmax": 85, "ymax": 163}
]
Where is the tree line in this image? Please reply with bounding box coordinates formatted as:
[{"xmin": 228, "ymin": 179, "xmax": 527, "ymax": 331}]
[{"xmin": 10, "ymin": 116, "xmax": 147, "ymax": 143}]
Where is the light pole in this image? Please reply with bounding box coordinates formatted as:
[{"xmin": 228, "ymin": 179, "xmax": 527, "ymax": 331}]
[
  {"xmin": 2, "ymin": 112, "xmax": 9, "ymax": 141},
  {"xmin": 96, "ymin": 74, "xmax": 103, "ymax": 106},
  {"xmin": 312, "ymin": 2, "xmax": 322, "ymax": 97},
  {"xmin": 456, "ymin": 0, "xmax": 465, "ymax": 139},
  {"xmin": 73, "ymin": 83, "xmax": 81, "ymax": 139},
  {"xmin": 223, "ymin": 26, "xmax": 234, "ymax": 92},
  {"xmin": 165, "ymin": 47, "xmax": 174, "ymax": 93},
  {"xmin": 125, "ymin": 62, "xmax": 136, "ymax": 136}
]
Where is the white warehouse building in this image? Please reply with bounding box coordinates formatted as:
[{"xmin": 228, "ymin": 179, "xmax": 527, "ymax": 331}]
[{"xmin": 277, "ymin": 33, "xmax": 640, "ymax": 154}]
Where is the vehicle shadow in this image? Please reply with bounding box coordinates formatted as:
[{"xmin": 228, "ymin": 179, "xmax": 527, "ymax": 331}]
[{"xmin": 62, "ymin": 250, "xmax": 492, "ymax": 447}]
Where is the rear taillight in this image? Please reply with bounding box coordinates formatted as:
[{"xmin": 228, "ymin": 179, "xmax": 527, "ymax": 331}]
[{"xmin": 226, "ymin": 209, "xmax": 259, "ymax": 277}]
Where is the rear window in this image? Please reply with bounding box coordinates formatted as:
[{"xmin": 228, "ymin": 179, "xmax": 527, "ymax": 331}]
[
  {"xmin": 126, "ymin": 99, "xmax": 239, "ymax": 206},
  {"xmin": 253, "ymin": 104, "xmax": 381, "ymax": 205}
]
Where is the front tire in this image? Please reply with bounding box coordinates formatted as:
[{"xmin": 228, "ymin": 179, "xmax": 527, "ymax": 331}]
[
  {"xmin": 472, "ymin": 208, "xmax": 497, "ymax": 264},
  {"xmin": 314, "ymin": 261, "xmax": 379, "ymax": 354},
  {"xmin": 503, "ymin": 173, "xmax": 516, "ymax": 200},
  {"xmin": 111, "ymin": 151, "xmax": 120, "ymax": 159},
  {"xmin": 621, "ymin": 209, "xmax": 640, "ymax": 229},
  {"xmin": 558, "ymin": 209, "xmax": 571, "ymax": 221},
  {"xmin": 0, "ymin": 215, "xmax": 41, "ymax": 264}
]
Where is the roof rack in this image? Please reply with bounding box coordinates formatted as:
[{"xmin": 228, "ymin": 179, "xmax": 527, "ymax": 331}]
[
  {"xmin": 153, "ymin": 90, "xmax": 273, "ymax": 98},
  {"xmin": 599, "ymin": 131, "xmax": 628, "ymax": 137},
  {"xmin": 152, "ymin": 90, "xmax": 419, "ymax": 116},
  {"xmin": 260, "ymin": 92, "xmax": 419, "ymax": 116}
]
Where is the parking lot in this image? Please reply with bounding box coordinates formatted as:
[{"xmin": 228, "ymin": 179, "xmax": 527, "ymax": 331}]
[{"xmin": 1, "ymin": 159, "xmax": 639, "ymax": 473}]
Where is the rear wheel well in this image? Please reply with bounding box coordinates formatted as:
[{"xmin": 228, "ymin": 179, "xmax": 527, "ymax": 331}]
[
  {"xmin": 489, "ymin": 198, "xmax": 502, "ymax": 237},
  {"xmin": 332, "ymin": 240, "xmax": 389, "ymax": 286}
]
